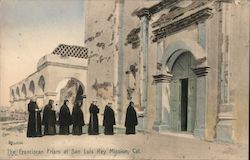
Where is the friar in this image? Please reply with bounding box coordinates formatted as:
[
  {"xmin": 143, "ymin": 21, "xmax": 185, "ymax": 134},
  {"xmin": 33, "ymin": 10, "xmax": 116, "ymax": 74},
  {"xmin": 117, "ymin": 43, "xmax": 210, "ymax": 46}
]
[
  {"xmin": 125, "ymin": 101, "xmax": 138, "ymax": 134},
  {"xmin": 72, "ymin": 100, "xmax": 85, "ymax": 135},
  {"xmin": 88, "ymin": 101, "xmax": 99, "ymax": 135},
  {"xmin": 103, "ymin": 102, "xmax": 116, "ymax": 135},
  {"xmin": 27, "ymin": 97, "xmax": 42, "ymax": 137},
  {"xmin": 42, "ymin": 100, "xmax": 56, "ymax": 135},
  {"xmin": 59, "ymin": 100, "xmax": 72, "ymax": 135}
]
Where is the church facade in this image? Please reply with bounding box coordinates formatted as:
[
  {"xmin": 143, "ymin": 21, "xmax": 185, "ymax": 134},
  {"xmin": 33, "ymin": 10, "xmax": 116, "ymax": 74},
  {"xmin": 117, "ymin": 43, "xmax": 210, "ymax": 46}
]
[
  {"xmin": 84, "ymin": 0, "xmax": 249, "ymax": 144},
  {"xmin": 9, "ymin": 0, "xmax": 249, "ymax": 144}
]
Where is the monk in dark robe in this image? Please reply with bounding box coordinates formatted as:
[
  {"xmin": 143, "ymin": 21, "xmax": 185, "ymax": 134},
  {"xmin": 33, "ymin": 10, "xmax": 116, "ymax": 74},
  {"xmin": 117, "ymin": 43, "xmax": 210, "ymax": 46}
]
[
  {"xmin": 42, "ymin": 100, "xmax": 56, "ymax": 135},
  {"xmin": 59, "ymin": 100, "xmax": 72, "ymax": 135},
  {"xmin": 88, "ymin": 101, "xmax": 99, "ymax": 135},
  {"xmin": 125, "ymin": 101, "xmax": 138, "ymax": 134},
  {"xmin": 103, "ymin": 103, "xmax": 116, "ymax": 135},
  {"xmin": 27, "ymin": 97, "xmax": 42, "ymax": 137},
  {"xmin": 72, "ymin": 100, "xmax": 85, "ymax": 135}
]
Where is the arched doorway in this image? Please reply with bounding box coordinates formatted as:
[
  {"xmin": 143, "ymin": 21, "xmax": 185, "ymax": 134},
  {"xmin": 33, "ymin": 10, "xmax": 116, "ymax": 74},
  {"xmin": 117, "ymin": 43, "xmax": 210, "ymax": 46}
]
[
  {"xmin": 169, "ymin": 51, "xmax": 197, "ymax": 133},
  {"xmin": 154, "ymin": 39, "xmax": 208, "ymax": 138},
  {"xmin": 55, "ymin": 78, "xmax": 85, "ymax": 113}
]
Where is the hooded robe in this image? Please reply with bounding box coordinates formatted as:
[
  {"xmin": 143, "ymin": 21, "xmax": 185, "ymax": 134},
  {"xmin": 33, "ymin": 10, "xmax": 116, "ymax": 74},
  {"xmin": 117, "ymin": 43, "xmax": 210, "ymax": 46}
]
[
  {"xmin": 59, "ymin": 101, "xmax": 72, "ymax": 135},
  {"xmin": 103, "ymin": 105, "xmax": 116, "ymax": 135},
  {"xmin": 88, "ymin": 103, "xmax": 99, "ymax": 135},
  {"xmin": 42, "ymin": 103, "xmax": 56, "ymax": 135},
  {"xmin": 72, "ymin": 103, "xmax": 85, "ymax": 135},
  {"xmin": 125, "ymin": 104, "xmax": 138, "ymax": 134},
  {"xmin": 27, "ymin": 101, "xmax": 42, "ymax": 137}
]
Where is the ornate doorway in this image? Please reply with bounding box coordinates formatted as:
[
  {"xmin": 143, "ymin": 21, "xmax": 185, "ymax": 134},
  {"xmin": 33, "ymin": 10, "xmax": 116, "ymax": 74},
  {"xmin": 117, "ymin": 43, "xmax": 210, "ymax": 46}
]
[
  {"xmin": 169, "ymin": 52, "xmax": 197, "ymax": 133},
  {"xmin": 153, "ymin": 39, "xmax": 208, "ymax": 138}
]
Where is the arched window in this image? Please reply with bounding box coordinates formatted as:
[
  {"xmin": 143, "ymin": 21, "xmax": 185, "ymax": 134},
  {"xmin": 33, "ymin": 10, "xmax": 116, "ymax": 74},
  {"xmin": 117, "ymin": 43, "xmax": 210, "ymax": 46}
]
[
  {"xmin": 29, "ymin": 80, "xmax": 35, "ymax": 95},
  {"xmin": 38, "ymin": 75, "xmax": 45, "ymax": 92},
  {"xmin": 21, "ymin": 84, "xmax": 27, "ymax": 97},
  {"xmin": 11, "ymin": 89, "xmax": 15, "ymax": 99},
  {"xmin": 16, "ymin": 87, "xmax": 20, "ymax": 98}
]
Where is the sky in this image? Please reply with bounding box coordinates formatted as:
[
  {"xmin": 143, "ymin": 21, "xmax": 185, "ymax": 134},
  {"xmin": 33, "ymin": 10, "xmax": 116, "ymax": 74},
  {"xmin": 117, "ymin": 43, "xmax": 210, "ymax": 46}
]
[{"xmin": 0, "ymin": 0, "xmax": 85, "ymax": 107}]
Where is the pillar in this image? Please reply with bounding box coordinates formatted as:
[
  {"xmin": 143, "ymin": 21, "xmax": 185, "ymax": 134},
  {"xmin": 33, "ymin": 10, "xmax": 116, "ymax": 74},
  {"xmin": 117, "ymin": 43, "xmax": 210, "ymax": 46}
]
[
  {"xmin": 24, "ymin": 98, "xmax": 30, "ymax": 120},
  {"xmin": 36, "ymin": 94, "xmax": 45, "ymax": 109},
  {"xmin": 138, "ymin": 9, "xmax": 150, "ymax": 130},
  {"xmin": 216, "ymin": 1, "xmax": 234, "ymax": 143},
  {"xmin": 116, "ymin": 0, "xmax": 125, "ymax": 125},
  {"xmin": 19, "ymin": 92, "xmax": 27, "ymax": 112},
  {"xmin": 153, "ymin": 73, "xmax": 172, "ymax": 132},
  {"xmin": 192, "ymin": 66, "xmax": 209, "ymax": 138}
]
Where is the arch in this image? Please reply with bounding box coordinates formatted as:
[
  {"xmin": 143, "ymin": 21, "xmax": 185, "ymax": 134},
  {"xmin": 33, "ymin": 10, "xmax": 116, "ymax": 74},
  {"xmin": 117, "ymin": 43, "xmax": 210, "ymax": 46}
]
[
  {"xmin": 160, "ymin": 39, "xmax": 207, "ymax": 72},
  {"xmin": 55, "ymin": 78, "xmax": 86, "ymax": 98},
  {"xmin": 11, "ymin": 89, "xmax": 15, "ymax": 100},
  {"xmin": 54, "ymin": 77, "xmax": 86, "ymax": 112},
  {"xmin": 38, "ymin": 75, "xmax": 45, "ymax": 92},
  {"xmin": 157, "ymin": 39, "xmax": 207, "ymax": 137},
  {"xmin": 21, "ymin": 84, "xmax": 27, "ymax": 97},
  {"xmin": 171, "ymin": 52, "xmax": 197, "ymax": 79},
  {"xmin": 169, "ymin": 52, "xmax": 197, "ymax": 132},
  {"xmin": 16, "ymin": 87, "xmax": 20, "ymax": 98},
  {"xmin": 69, "ymin": 77, "xmax": 85, "ymax": 94},
  {"xmin": 29, "ymin": 80, "xmax": 35, "ymax": 96}
]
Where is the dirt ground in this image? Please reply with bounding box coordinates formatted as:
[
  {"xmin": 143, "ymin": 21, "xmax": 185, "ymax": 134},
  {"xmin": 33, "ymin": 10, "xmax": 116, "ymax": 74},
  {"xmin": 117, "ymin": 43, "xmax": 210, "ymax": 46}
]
[{"xmin": 0, "ymin": 120, "xmax": 248, "ymax": 160}]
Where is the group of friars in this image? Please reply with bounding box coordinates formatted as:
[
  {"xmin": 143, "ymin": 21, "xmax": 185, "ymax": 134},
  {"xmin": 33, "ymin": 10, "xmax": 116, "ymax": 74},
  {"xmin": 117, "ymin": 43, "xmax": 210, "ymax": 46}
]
[{"xmin": 27, "ymin": 97, "xmax": 138, "ymax": 137}]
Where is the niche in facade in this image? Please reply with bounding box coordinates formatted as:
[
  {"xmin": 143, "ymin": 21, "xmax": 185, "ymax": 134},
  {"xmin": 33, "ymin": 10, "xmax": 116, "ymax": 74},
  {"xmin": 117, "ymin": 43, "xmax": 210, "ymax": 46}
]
[{"xmin": 126, "ymin": 64, "xmax": 138, "ymax": 100}]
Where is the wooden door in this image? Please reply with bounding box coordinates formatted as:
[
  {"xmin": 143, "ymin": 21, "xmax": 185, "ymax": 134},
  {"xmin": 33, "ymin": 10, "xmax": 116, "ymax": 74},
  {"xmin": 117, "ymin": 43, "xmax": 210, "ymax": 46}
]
[
  {"xmin": 169, "ymin": 79, "xmax": 181, "ymax": 131},
  {"xmin": 170, "ymin": 52, "xmax": 197, "ymax": 133},
  {"xmin": 187, "ymin": 77, "xmax": 196, "ymax": 132}
]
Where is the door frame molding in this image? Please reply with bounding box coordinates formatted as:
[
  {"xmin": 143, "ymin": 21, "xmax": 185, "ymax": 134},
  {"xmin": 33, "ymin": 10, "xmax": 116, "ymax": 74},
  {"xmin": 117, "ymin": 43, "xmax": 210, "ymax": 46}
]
[{"xmin": 153, "ymin": 38, "xmax": 209, "ymax": 139}]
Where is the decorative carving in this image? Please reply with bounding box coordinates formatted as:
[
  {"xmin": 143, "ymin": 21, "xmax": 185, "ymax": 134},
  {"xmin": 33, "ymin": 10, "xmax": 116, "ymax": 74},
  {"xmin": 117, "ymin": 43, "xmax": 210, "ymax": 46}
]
[
  {"xmin": 196, "ymin": 57, "xmax": 207, "ymax": 66},
  {"xmin": 136, "ymin": 0, "xmax": 183, "ymax": 18},
  {"xmin": 192, "ymin": 66, "xmax": 210, "ymax": 77},
  {"xmin": 153, "ymin": 73, "xmax": 173, "ymax": 83},
  {"xmin": 136, "ymin": 8, "xmax": 151, "ymax": 19},
  {"xmin": 52, "ymin": 44, "xmax": 88, "ymax": 59},
  {"xmin": 152, "ymin": 0, "xmax": 211, "ymax": 28},
  {"xmin": 219, "ymin": 0, "xmax": 238, "ymax": 3},
  {"xmin": 152, "ymin": 8, "xmax": 213, "ymax": 42}
]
